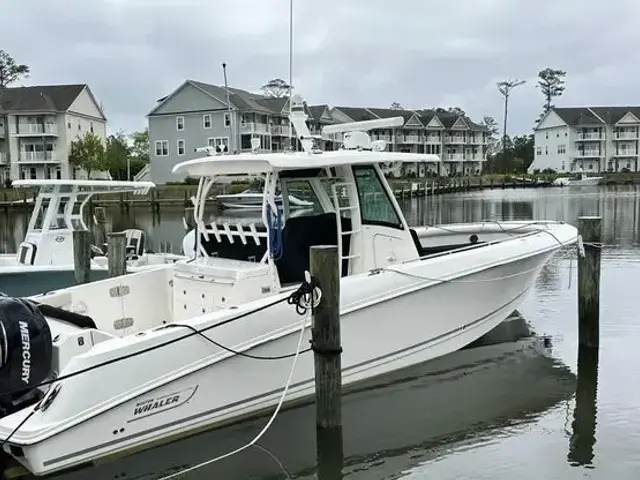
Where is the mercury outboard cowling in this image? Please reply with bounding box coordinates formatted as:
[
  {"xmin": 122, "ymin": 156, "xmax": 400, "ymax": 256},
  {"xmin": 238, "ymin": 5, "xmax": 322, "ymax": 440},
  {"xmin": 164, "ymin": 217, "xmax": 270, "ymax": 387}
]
[{"xmin": 0, "ymin": 295, "xmax": 53, "ymax": 417}]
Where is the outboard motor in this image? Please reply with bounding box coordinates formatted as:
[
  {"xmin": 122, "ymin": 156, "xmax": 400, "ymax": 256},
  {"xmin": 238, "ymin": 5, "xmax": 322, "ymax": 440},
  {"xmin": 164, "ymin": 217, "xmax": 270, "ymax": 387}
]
[{"xmin": 0, "ymin": 295, "xmax": 53, "ymax": 418}]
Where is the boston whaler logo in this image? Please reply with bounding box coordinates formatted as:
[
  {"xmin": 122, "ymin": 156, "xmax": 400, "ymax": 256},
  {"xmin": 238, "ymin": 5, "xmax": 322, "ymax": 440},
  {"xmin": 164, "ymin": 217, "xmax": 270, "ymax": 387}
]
[
  {"xmin": 19, "ymin": 321, "xmax": 31, "ymax": 384},
  {"xmin": 128, "ymin": 386, "xmax": 199, "ymax": 423}
]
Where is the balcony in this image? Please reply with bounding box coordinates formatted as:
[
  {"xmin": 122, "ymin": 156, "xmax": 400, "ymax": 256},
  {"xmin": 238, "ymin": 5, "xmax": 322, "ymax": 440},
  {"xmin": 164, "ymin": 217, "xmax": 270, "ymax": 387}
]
[
  {"xmin": 240, "ymin": 123, "xmax": 269, "ymax": 134},
  {"xmin": 613, "ymin": 149, "xmax": 638, "ymax": 157},
  {"xmin": 425, "ymin": 135, "xmax": 441, "ymax": 143},
  {"xmin": 401, "ymin": 134, "xmax": 421, "ymax": 143},
  {"xmin": 576, "ymin": 132, "xmax": 601, "ymax": 141},
  {"xmin": 0, "ymin": 125, "xmax": 5, "ymax": 138},
  {"xmin": 11, "ymin": 123, "xmax": 59, "ymax": 136},
  {"xmin": 614, "ymin": 131, "xmax": 638, "ymax": 140},
  {"xmin": 371, "ymin": 134, "xmax": 392, "ymax": 142},
  {"xmin": 0, "ymin": 153, "xmax": 6, "ymax": 164},
  {"xmin": 269, "ymin": 125, "xmax": 291, "ymax": 136},
  {"xmin": 575, "ymin": 149, "xmax": 601, "ymax": 158},
  {"xmin": 445, "ymin": 153, "xmax": 465, "ymax": 162},
  {"xmin": 445, "ymin": 136, "xmax": 466, "ymax": 144},
  {"xmin": 19, "ymin": 152, "xmax": 60, "ymax": 164}
]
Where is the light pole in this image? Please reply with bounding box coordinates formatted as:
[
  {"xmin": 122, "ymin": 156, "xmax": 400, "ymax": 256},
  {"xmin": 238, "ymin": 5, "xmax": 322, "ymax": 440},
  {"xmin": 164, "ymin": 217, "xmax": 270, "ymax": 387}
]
[{"xmin": 497, "ymin": 78, "xmax": 526, "ymax": 154}]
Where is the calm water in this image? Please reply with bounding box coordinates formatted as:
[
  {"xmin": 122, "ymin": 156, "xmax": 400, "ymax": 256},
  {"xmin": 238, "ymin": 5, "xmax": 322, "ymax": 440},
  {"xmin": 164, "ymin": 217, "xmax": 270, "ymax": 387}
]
[{"xmin": 3, "ymin": 185, "xmax": 640, "ymax": 479}]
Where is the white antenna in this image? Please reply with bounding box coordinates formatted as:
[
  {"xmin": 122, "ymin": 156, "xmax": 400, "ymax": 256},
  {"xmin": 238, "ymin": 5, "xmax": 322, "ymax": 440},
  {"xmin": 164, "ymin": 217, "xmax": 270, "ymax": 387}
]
[
  {"xmin": 222, "ymin": 62, "xmax": 235, "ymax": 154},
  {"xmin": 288, "ymin": 0, "xmax": 294, "ymax": 151}
]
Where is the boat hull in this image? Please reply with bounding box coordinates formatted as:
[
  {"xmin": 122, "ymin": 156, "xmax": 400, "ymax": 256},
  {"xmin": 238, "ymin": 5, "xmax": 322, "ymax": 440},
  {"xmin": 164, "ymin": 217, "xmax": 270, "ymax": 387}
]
[
  {"xmin": 0, "ymin": 268, "xmax": 111, "ymax": 297},
  {"xmin": 3, "ymin": 249, "xmax": 555, "ymax": 475},
  {"xmin": 0, "ymin": 254, "xmax": 185, "ymax": 296}
]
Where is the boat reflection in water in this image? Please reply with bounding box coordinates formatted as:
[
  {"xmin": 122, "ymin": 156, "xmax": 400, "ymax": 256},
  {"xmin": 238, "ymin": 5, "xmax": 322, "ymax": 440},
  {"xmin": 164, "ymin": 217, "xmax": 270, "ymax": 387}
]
[{"xmin": 29, "ymin": 315, "xmax": 576, "ymax": 480}]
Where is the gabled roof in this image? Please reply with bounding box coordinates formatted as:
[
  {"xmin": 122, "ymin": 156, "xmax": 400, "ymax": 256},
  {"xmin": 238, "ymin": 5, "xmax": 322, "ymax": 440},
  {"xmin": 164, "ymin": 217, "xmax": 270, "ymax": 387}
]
[
  {"xmin": 307, "ymin": 104, "xmax": 335, "ymax": 124},
  {"xmin": 0, "ymin": 84, "xmax": 89, "ymax": 114},
  {"xmin": 332, "ymin": 106, "xmax": 379, "ymax": 122},
  {"xmin": 366, "ymin": 108, "xmax": 418, "ymax": 125},
  {"xmin": 553, "ymin": 107, "xmax": 604, "ymax": 126},
  {"xmin": 589, "ymin": 106, "xmax": 640, "ymax": 125}
]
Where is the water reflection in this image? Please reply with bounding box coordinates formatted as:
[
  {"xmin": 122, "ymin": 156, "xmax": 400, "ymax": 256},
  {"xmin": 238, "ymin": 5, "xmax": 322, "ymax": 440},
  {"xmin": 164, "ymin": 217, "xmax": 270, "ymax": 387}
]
[
  {"xmin": 567, "ymin": 347, "xmax": 599, "ymax": 468},
  {"xmin": 33, "ymin": 322, "xmax": 574, "ymax": 480}
]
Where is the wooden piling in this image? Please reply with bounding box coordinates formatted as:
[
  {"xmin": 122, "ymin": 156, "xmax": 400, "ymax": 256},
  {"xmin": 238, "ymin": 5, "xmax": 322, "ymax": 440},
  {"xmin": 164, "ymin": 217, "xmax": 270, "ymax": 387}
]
[
  {"xmin": 310, "ymin": 245, "xmax": 343, "ymax": 479},
  {"xmin": 93, "ymin": 206, "xmax": 107, "ymax": 251},
  {"xmin": 578, "ymin": 216, "xmax": 602, "ymax": 348},
  {"xmin": 184, "ymin": 206, "xmax": 196, "ymax": 230},
  {"xmin": 567, "ymin": 346, "xmax": 599, "ymax": 466},
  {"xmin": 107, "ymin": 232, "xmax": 127, "ymax": 277},
  {"xmin": 73, "ymin": 230, "xmax": 91, "ymax": 285}
]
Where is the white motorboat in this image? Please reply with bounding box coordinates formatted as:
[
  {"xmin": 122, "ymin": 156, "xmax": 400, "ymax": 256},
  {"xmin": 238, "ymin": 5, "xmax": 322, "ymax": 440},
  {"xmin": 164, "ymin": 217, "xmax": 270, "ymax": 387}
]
[
  {"xmin": 0, "ymin": 179, "xmax": 186, "ymax": 296},
  {"xmin": 0, "ymin": 96, "xmax": 578, "ymax": 476},
  {"xmin": 216, "ymin": 188, "xmax": 314, "ymax": 211},
  {"xmin": 553, "ymin": 170, "xmax": 603, "ymax": 186}
]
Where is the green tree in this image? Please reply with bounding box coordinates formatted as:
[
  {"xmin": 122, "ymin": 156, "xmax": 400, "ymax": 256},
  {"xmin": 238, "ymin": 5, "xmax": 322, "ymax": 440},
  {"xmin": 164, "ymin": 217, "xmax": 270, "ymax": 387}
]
[
  {"xmin": 0, "ymin": 50, "xmax": 30, "ymax": 179},
  {"xmin": 260, "ymin": 78, "xmax": 291, "ymax": 98},
  {"xmin": 130, "ymin": 128, "xmax": 150, "ymax": 164},
  {"xmin": 69, "ymin": 132, "xmax": 106, "ymax": 178},
  {"xmin": 0, "ymin": 49, "xmax": 30, "ymax": 88},
  {"xmin": 485, "ymin": 134, "xmax": 534, "ymax": 174},
  {"xmin": 482, "ymin": 115, "xmax": 500, "ymax": 155},
  {"xmin": 104, "ymin": 131, "xmax": 131, "ymax": 180},
  {"xmin": 537, "ymin": 68, "xmax": 567, "ymax": 113}
]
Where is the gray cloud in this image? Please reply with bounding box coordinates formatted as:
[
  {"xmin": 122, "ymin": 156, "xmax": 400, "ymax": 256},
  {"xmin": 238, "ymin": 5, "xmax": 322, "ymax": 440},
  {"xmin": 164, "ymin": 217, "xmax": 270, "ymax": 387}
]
[{"xmin": 3, "ymin": 0, "xmax": 640, "ymax": 137}]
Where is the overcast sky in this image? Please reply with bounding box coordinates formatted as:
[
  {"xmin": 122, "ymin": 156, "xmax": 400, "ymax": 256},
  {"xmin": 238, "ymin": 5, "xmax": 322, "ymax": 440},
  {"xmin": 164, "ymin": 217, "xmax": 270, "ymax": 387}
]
[{"xmin": 3, "ymin": 0, "xmax": 639, "ymax": 137}]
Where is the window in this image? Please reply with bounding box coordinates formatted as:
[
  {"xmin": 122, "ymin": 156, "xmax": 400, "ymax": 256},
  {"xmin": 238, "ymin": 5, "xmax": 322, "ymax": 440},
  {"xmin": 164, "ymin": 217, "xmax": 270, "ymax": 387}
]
[
  {"xmin": 224, "ymin": 112, "xmax": 231, "ymax": 127},
  {"xmin": 536, "ymin": 146, "xmax": 542, "ymax": 155},
  {"xmin": 353, "ymin": 165, "xmax": 403, "ymax": 229},
  {"xmin": 67, "ymin": 122, "xmax": 71, "ymax": 129},
  {"xmin": 545, "ymin": 132, "xmax": 548, "ymax": 139},
  {"xmin": 29, "ymin": 167, "xmax": 37, "ymax": 179},
  {"xmin": 545, "ymin": 146, "xmax": 548, "ymax": 155},
  {"xmin": 556, "ymin": 132, "xmax": 559, "ymax": 138},
  {"xmin": 90, "ymin": 122, "xmax": 94, "ymax": 133},
  {"xmin": 177, "ymin": 139, "xmax": 185, "ymax": 156},
  {"xmin": 203, "ymin": 114, "xmax": 212, "ymax": 129},
  {"xmin": 557, "ymin": 144, "xmax": 566, "ymax": 154},
  {"xmin": 155, "ymin": 140, "xmax": 169, "ymax": 156},
  {"xmin": 176, "ymin": 116, "xmax": 185, "ymax": 131},
  {"xmin": 208, "ymin": 137, "xmax": 229, "ymax": 152}
]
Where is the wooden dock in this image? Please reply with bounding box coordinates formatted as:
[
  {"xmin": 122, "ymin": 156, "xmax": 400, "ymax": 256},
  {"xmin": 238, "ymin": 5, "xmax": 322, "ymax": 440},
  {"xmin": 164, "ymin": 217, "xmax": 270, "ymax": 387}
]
[
  {"xmin": 392, "ymin": 177, "xmax": 555, "ymax": 198},
  {"xmin": 0, "ymin": 177, "xmax": 556, "ymax": 212}
]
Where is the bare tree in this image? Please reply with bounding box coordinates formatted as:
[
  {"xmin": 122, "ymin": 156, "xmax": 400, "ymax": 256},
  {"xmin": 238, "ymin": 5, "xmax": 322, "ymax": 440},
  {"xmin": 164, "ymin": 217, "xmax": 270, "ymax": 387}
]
[
  {"xmin": 497, "ymin": 79, "xmax": 526, "ymax": 153},
  {"xmin": 390, "ymin": 102, "xmax": 403, "ymax": 110}
]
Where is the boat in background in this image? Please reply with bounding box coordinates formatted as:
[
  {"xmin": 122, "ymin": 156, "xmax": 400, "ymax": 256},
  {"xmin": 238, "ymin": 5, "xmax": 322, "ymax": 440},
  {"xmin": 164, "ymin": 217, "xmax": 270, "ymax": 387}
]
[
  {"xmin": 553, "ymin": 170, "xmax": 603, "ymax": 186},
  {"xmin": 0, "ymin": 179, "xmax": 186, "ymax": 296},
  {"xmin": 216, "ymin": 188, "xmax": 314, "ymax": 210}
]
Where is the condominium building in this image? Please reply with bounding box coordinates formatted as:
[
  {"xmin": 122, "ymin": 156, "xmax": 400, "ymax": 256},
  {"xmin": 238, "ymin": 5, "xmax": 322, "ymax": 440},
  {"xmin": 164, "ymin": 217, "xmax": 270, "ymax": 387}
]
[
  {"xmin": 0, "ymin": 84, "xmax": 107, "ymax": 183},
  {"xmin": 146, "ymin": 79, "xmax": 489, "ymax": 184},
  {"xmin": 331, "ymin": 107, "xmax": 489, "ymax": 177},
  {"xmin": 529, "ymin": 106, "xmax": 640, "ymax": 174}
]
